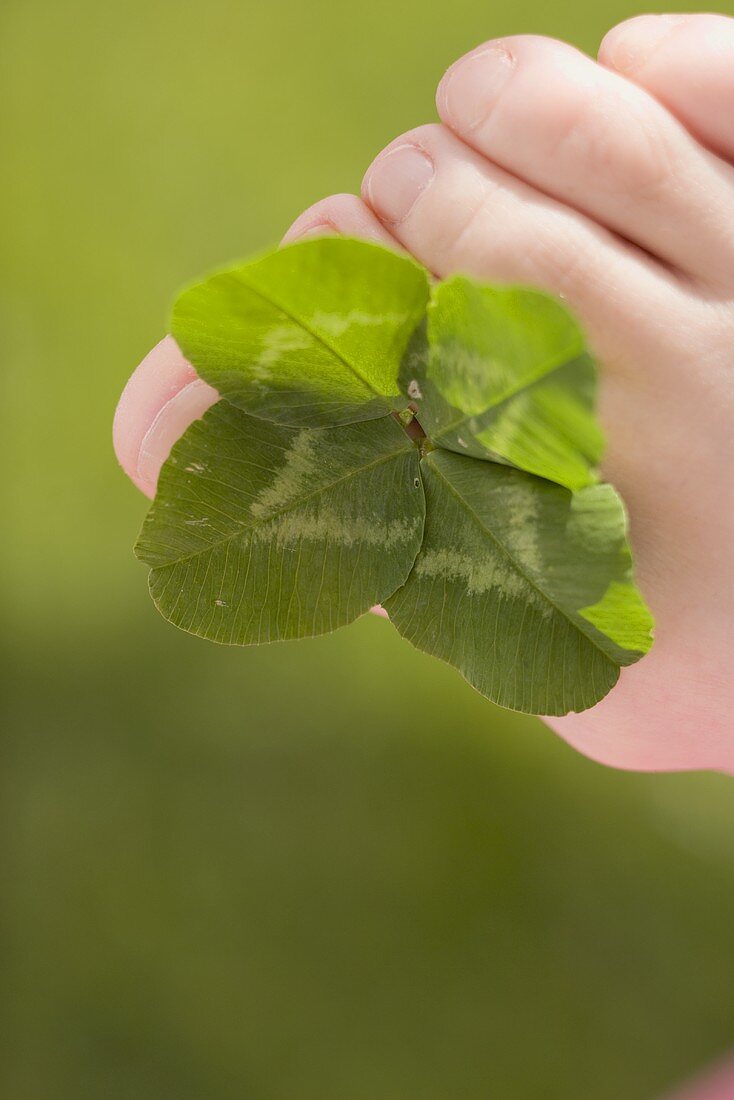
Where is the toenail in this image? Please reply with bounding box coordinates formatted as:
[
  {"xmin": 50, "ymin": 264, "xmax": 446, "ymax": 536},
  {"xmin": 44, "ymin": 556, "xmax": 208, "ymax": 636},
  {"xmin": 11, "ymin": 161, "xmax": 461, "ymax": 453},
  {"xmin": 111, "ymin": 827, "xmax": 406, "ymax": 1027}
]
[
  {"xmin": 604, "ymin": 14, "xmax": 688, "ymax": 73},
  {"xmin": 364, "ymin": 144, "xmax": 435, "ymax": 226},
  {"xmin": 438, "ymin": 45, "xmax": 515, "ymax": 131}
]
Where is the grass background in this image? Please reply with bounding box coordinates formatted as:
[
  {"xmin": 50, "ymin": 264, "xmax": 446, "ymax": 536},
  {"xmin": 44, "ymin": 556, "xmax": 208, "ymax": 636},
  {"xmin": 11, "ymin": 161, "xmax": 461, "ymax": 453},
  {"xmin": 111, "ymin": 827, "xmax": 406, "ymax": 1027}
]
[{"xmin": 3, "ymin": 1, "xmax": 734, "ymax": 1096}]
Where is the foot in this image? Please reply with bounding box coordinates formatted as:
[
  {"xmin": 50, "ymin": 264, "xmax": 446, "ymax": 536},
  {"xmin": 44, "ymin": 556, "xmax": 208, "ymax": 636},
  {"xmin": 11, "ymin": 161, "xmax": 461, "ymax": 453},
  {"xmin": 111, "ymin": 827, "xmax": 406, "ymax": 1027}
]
[{"xmin": 114, "ymin": 14, "xmax": 734, "ymax": 773}]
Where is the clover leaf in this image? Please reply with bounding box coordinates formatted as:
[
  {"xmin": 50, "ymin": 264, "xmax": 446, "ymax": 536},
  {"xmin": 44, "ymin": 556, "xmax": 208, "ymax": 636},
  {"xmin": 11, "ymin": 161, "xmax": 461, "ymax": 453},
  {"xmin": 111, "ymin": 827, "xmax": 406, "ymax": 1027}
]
[
  {"xmin": 136, "ymin": 405, "xmax": 425, "ymax": 644},
  {"xmin": 135, "ymin": 237, "xmax": 654, "ymax": 715},
  {"xmin": 384, "ymin": 452, "xmax": 652, "ymax": 716},
  {"xmin": 409, "ymin": 276, "xmax": 603, "ymax": 491},
  {"xmin": 171, "ymin": 237, "xmax": 429, "ymax": 427}
]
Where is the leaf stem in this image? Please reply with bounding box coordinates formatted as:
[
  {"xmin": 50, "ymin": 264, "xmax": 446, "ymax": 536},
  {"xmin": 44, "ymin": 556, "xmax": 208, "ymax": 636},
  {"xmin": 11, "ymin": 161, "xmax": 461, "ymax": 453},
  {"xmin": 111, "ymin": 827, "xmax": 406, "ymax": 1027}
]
[{"xmin": 394, "ymin": 407, "xmax": 427, "ymax": 445}]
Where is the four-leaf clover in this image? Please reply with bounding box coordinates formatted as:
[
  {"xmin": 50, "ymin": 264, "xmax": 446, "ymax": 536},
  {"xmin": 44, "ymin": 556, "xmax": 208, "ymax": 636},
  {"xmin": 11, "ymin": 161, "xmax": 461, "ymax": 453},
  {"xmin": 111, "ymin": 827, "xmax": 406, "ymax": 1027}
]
[{"xmin": 135, "ymin": 237, "xmax": 653, "ymax": 715}]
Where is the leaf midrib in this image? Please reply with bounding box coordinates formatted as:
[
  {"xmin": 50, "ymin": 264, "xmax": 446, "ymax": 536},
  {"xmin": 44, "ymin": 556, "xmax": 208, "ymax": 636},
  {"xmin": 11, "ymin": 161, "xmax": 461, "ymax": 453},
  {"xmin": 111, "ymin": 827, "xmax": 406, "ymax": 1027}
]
[
  {"xmin": 425, "ymin": 453, "xmax": 613, "ymax": 662},
  {"xmin": 232, "ymin": 270, "xmax": 400, "ymax": 405},
  {"xmin": 147, "ymin": 437, "xmax": 418, "ymax": 570}
]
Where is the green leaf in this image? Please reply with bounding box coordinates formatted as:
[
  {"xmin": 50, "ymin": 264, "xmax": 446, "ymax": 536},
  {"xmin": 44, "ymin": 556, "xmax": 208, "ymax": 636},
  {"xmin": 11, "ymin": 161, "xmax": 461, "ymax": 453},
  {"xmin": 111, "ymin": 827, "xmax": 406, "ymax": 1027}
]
[
  {"xmin": 385, "ymin": 449, "xmax": 653, "ymax": 716},
  {"xmin": 171, "ymin": 237, "xmax": 430, "ymax": 427},
  {"xmin": 137, "ymin": 246, "xmax": 654, "ymax": 716},
  {"xmin": 135, "ymin": 403, "xmax": 425, "ymax": 644},
  {"xmin": 407, "ymin": 277, "xmax": 603, "ymax": 491}
]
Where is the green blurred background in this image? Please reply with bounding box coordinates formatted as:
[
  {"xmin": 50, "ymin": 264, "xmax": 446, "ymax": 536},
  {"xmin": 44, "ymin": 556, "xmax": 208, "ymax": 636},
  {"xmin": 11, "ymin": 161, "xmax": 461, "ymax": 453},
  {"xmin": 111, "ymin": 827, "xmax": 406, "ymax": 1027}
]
[{"xmin": 3, "ymin": 1, "xmax": 734, "ymax": 1096}]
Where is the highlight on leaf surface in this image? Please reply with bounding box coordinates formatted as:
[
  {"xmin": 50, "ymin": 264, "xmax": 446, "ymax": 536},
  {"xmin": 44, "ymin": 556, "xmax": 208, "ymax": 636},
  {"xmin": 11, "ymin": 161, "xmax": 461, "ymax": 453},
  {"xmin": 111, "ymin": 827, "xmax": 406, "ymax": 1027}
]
[{"xmin": 136, "ymin": 237, "xmax": 654, "ymax": 716}]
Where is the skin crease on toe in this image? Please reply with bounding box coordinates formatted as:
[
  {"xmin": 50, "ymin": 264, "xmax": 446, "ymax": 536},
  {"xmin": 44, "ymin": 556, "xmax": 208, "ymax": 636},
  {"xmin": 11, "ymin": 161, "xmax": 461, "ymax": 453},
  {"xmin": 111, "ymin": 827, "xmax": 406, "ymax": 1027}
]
[{"xmin": 115, "ymin": 25, "xmax": 734, "ymax": 775}]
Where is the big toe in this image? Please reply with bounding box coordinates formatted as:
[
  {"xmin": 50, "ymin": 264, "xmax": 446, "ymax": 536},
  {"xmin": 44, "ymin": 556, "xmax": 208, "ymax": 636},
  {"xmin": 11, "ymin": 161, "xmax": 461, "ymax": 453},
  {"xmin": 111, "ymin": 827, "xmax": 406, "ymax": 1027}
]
[{"xmin": 600, "ymin": 14, "xmax": 734, "ymax": 162}]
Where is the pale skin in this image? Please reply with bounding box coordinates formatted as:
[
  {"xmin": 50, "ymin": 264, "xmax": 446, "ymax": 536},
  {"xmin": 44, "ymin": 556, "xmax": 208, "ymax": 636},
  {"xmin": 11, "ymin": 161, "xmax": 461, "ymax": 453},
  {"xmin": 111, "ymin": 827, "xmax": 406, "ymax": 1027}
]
[{"xmin": 115, "ymin": 13, "xmax": 734, "ymax": 778}]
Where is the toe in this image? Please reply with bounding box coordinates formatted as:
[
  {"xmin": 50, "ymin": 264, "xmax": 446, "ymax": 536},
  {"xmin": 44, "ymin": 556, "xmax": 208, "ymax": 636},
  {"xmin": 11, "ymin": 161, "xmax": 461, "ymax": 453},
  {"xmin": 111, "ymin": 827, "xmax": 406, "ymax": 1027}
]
[
  {"xmin": 282, "ymin": 193, "xmax": 400, "ymax": 247},
  {"xmin": 435, "ymin": 34, "xmax": 734, "ymax": 287},
  {"xmin": 600, "ymin": 14, "xmax": 734, "ymax": 163},
  {"xmin": 362, "ymin": 123, "xmax": 690, "ymax": 375},
  {"xmin": 113, "ymin": 336, "xmax": 218, "ymax": 498}
]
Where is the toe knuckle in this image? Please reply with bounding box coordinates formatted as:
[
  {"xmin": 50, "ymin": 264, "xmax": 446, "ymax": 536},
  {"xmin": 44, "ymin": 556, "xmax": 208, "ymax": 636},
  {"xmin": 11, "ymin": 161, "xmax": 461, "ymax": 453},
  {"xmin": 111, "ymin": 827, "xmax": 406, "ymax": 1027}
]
[
  {"xmin": 438, "ymin": 185, "xmax": 594, "ymax": 302},
  {"xmin": 551, "ymin": 91, "xmax": 673, "ymax": 198}
]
